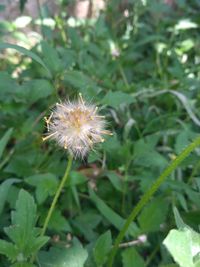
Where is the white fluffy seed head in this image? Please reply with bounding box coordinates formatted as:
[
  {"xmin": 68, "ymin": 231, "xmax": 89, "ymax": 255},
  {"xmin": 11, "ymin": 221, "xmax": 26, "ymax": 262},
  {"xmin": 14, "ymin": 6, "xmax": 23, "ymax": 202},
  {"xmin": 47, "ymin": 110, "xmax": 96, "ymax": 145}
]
[{"xmin": 43, "ymin": 94, "xmax": 112, "ymax": 158}]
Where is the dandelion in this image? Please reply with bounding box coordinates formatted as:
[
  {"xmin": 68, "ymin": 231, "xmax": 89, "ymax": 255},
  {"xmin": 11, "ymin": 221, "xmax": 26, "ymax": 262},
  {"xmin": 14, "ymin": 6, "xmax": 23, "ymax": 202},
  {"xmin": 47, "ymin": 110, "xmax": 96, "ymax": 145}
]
[
  {"xmin": 38, "ymin": 93, "xmax": 112, "ymax": 247},
  {"xmin": 43, "ymin": 93, "xmax": 112, "ymax": 158}
]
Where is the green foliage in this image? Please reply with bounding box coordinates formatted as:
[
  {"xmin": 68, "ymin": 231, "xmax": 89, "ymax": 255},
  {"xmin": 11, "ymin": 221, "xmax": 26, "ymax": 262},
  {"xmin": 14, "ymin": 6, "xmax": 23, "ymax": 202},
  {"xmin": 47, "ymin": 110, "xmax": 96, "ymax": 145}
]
[
  {"xmin": 138, "ymin": 197, "xmax": 169, "ymax": 233},
  {"xmin": 163, "ymin": 208, "xmax": 200, "ymax": 267},
  {"xmin": 38, "ymin": 238, "xmax": 88, "ymax": 267},
  {"xmin": 0, "ymin": 190, "xmax": 49, "ymax": 265},
  {"xmin": 0, "ymin": 128, "xmax": 13, "ymax": 160},
  {"xmin": 122, "ymin": 247, "xmax": 145, "ymax": 267},
  {"xmin": 93, "ymin": 230, "xmax": 112, "ymax": 266},
  {"xmin": 89, "ymin": 188, "xmax": 139, "ymax": 236},
  {"xmin": 0, "ymin": 43, "xmax": 51, "ymax": 77},
  {"xmin": 101, "ymin": 91, "xmax": 135, "ymax": 108},
  {"xmin": 25, "ymin": 173, "xmax": 58, "ymax": 204},
  {"xmin": 0, "ymin": 179, "xmax": 20, "ymax": 215},
  {"xmin": 1, "ymin": 0, "xmax": 200, "ymax": 266}
]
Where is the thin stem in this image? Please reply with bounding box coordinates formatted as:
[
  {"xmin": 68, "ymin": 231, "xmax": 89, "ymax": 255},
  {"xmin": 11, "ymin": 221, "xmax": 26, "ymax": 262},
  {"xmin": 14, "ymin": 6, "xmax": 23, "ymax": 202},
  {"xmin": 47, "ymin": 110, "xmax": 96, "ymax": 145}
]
[
  {"xmin": 40, "ymin": 155, "xmax": 73, "ymax": 236},
  {"xmin": 107, "ymin": 135, "xmax": 200, "ymax": 267}
]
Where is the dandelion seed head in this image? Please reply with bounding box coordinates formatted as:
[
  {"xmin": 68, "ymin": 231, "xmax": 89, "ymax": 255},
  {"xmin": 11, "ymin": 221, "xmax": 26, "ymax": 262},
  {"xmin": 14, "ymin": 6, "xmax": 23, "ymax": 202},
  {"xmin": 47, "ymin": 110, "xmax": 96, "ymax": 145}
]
[{"xmin": 43, "ymin": 94, "xmax": 112, "ymax": 158}]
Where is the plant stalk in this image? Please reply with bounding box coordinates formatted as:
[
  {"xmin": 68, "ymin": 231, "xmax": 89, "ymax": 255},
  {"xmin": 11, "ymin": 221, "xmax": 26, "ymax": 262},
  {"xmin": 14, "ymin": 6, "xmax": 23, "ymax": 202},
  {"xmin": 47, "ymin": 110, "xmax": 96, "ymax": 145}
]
[
  {"xmin": 40, "ymin": 154, "xmax": 73, "ymax": 236},
  {"xmin": 107, "ymin": 135, "xmax": 200, "ymax": 267}
]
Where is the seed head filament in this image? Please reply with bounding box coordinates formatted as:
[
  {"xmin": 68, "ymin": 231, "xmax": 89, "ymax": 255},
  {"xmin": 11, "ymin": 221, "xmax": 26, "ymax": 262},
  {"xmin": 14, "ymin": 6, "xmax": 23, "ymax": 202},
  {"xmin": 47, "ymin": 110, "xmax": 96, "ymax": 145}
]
[{"xmin": 43, "ymin": 95, "xmax": 112, "ymax": 158}]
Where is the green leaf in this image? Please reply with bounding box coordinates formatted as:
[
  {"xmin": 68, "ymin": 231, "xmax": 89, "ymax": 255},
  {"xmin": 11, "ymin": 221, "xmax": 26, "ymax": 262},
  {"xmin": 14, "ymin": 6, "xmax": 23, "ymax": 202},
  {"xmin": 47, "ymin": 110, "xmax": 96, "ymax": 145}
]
[
  {"xmin": 41, "ymin": 41, "xmax": 63, "ymax": 75},
  {"xmin": 122, "ymin": 247, "xmax": 145, "ymax": 267},
  {"xmin": 4, "ymin": 189, "xmax": 49, "ymax": 261},
  {"xmin": 58, "ymin": 48, "xmax": 76, "ymax": 69},
  {"xmin": 163, "ymin": 227, "xmax": 200, "ymax": 267},
  {"xmin": 0, "ymin": 239, "xmax": 18, "ymax": 260},
  {"xmin": 134, "ymin": 138, "xmax": 168, "ymax": 169},
  {"xmin": 30, "ymin": 236, "xmax": 50, "ymax": 255},
  {"xmin": 63, "ymin": 70, "xmax": 98, "ymax": 97},
  {"xmin": 71, "ymin": 186, "xmax": 80, "ymax": 209},
  {"xmin": 21, "ymin": 79, "xmax": 54, "ymax": 104},
  {"xmin": 175, "ymin": 130, "xmax": 191, "ymax": 154},
  {"xmin": 25, "ymin": 173, "xmax": 58, "ymax": 204},
  {"xmin": 5, "ymin": 189, "xmax": 37, "ymax": 248},
  {"xmin": 72, "ymin": 212, "xmax": 101, "ymax": 242},
  {"xmin": 13, "ymin": 189, "xmax": 36, "ymax": 230},
  {"xmin": 0, "ymin": 72, "xmax": 17, "ymax": 100},
  {"xmin": 138, "ymin": 197, "xmax": 169, "ymax": 233},
  {"xmin": 0, "ymin": 43, "xmax": 52, "ymax": 77},
  {"xmin": 48, "ymin": 210, "xmax": 72, "ymax": 232},
  {"xmin": 0, "ymin": 178, "xmax": 20, "ymax": 215},
  {"xmin": 38, "ymin": 238, "xmax": 88, "ymax": 267},
  {"xmin": 173, "ymin": 206, "xmax": 187, "ymax": 229},
  {"xmin": 101, "ymin": 91, "xmax": 135, "ymax": 108},
  {"xmin": 0, "ymin": 128, "xmax": 13, "ymax": 160},
  {"xmin": 67, "ymin": 171, "xmax": 87, "ymax": 187},
  {"xmin": 89, "ymin": 188, "xmax": 139, "ymax": 236},
  {"xmin": 93, "ymin": 230, "xmax": 112, "ymax": 266},
  {"xmin": 105, "ymin": 171, "xmax": 123, "ymax": 192}
]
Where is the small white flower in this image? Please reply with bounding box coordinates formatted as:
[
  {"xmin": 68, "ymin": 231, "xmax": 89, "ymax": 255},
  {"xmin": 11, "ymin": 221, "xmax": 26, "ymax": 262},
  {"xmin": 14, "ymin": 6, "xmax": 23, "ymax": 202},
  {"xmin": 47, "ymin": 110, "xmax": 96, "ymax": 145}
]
[{"xmin": 43, "ymin": 94, "xmax": 112, "ymax": 158}]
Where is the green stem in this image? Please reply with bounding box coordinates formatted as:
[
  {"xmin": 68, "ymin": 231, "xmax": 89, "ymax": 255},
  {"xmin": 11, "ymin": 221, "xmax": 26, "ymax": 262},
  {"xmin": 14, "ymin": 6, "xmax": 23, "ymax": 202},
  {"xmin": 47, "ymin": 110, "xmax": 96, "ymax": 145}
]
[
  {"xmin": 107, "ymin": 135, "xmax": 200, "ymax": 267},
  {"xmin": 40, "ymin": 155, "xmax": 73, "ymax": 236}
]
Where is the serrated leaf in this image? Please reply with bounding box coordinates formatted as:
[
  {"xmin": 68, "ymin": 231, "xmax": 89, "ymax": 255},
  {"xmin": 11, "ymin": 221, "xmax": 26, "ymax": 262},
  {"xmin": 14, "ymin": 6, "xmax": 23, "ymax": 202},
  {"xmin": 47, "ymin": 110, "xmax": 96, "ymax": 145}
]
[
  {"xmin": 4, "ymin": 189, "xmax": 49, "ymax": 262},
  {"xmin": 5, "ymin": 190, "xmax": 37, "ymax": 248},
  {"xmin": 13, "ymin": 189, "xmax": 37, "ymax": 230},
  {"xmin": 0, "ymin": 128, "xmax": 13, "ymax": 160},
  {"xmin": 38, "ymin": 238, "xmax": 88, "ymax": 267},
  {"xmin": 0, "ymin": 239, "xmax": 18, "ymax": 260},
  {"xmin": 122, "ymin": 247, "xmax": 145, "ymax": 267}
]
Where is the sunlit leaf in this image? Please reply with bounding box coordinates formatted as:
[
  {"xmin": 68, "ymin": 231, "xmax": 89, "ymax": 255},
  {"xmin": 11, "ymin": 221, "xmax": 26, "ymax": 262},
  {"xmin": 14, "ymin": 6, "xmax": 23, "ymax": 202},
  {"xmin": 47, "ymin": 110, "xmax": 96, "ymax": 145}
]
[
  {"xmin": 0, "ymin": 43, "xmax": 52, "ymax": 77},
  {"xmin": 38, "ymin": 238, "xmax": 88, "ymax": 267}
]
